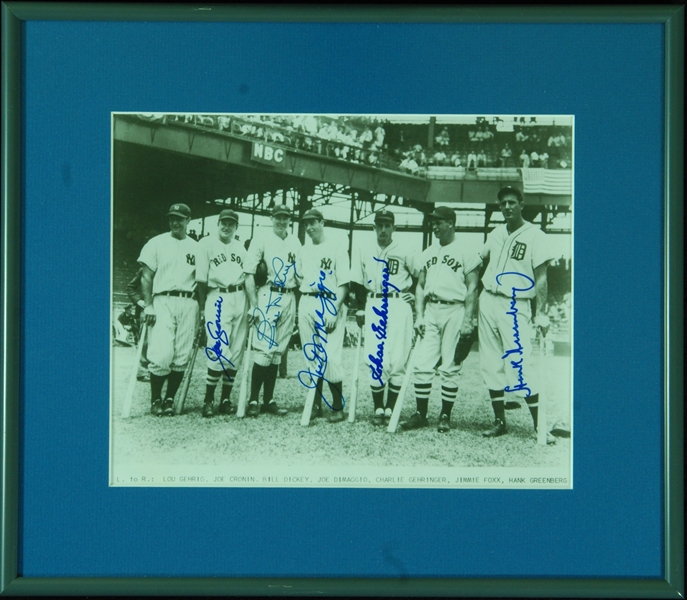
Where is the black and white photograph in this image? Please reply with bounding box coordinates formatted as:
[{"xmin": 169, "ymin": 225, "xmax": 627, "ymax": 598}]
[{"xmin": 110, "ymin": 112, "xmax": 573, "ymax": 489}]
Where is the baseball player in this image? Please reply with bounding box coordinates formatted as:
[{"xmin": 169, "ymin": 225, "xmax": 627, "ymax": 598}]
[
  {"xmin": 195, "ymin": 209, "xmax": 249, "ymax": 418},
  {"xmin": 126, "ymin": 267, "xmax": 150, "ymax": 381},
  {"xmin": 350, "ymin": 209, "xmax": 418, "ymax": 426},
  {"xmin": 401, "ymin": 206, "xmax": 480, "ymax": 433},
  {"xmin": 139, "ymin": 203, "xmax": 200, "ymax": 417},
  {"xmin": 479, "ymin": 186, "xmax": 555, "ymax": 442},
  {"xmin": 243, "ymin": 204, "xmax": 302, "ymax": 417},
  {"xmin": 296, "ymin": 209, "xmax": 350, "ymax": 423}
]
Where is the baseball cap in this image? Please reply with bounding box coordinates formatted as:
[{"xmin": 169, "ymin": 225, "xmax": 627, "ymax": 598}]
[
  {"xmin": 301, "ymin": 208, "xmax": 324, "ymax": 222},
  {"xmin": 167, "ymin": 203, "xmax": 191, "ymax": 218},
  {"xmin": 272, "ymin": 204, "xmax": 292, "ymax": 218},
  {"xmin": 218, "ymin": 209, "xmax": 239, "ymax": 223},
  {"xmin": 497, "ymin": 186, "xmax": 524, "ymax": 203},
  {"xmin": 374, "ymin": 209, "xmax": 395, "ymax": 224},
  {"xmin": 428, "ymin": 206, "xmax": 456, "ymax": 223}
]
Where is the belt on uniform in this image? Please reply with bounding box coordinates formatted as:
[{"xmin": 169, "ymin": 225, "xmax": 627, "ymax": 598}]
[
  {"xmin": 269, "ymin": 286, "xmax": 296, "ymax": 294},
  {"xmin": 156, "ymin": 290, "xmax": 194, "ymax": 299},
  {"xmin": 218, "ymin": 284, "xmax": 245, "ymax": 293},
  {"xmin": 369, "ymin": 292, "xmax": 403, "ymax": 299},
  {"xmin": 426, "ymin": 295, "xmax": 460, "ymax": 305},
  {"xmin": 302, "ymin": 291, "xmax": 336, "ymax": 300}
]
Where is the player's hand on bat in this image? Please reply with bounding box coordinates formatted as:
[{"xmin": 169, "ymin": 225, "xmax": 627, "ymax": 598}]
[
  {"xmin": 459, "ymin": 321, "xmax": 474, "ymax": 337},
  {"xmin": 198, "ymin": 314, "xmax": 208, "ymax": 347},
  {"xmin": 414, "ymin": 316, "xmax": 425, "ymax": 338},
  {"xmin": 324, "ymin": 313, "xmax": 337, "ymax": 333},
  {"xmin": 248, "ymin": 307, "xmax": 261, "ymax": 328},
  {"xmin": 401, "ymin": 292, "xmax": 415, "ymax": 305},
  {"xmin": 355, "ymin": 310, "xmax": 365, "ymax": 329},
  {"xmin": 143, "ymin": 304, "xmax": 156, "ymax": 326}
]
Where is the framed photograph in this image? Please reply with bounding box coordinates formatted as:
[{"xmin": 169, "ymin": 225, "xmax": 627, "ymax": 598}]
[{"xmin": 2, "ymin": 4, "xmax": 683, "ymax": 597}]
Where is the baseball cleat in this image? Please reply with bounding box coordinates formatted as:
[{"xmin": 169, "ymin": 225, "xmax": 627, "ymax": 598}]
[
  {"xmin": 437, "ymin": 414, "xmax": 451, "ymax": 433},
  {"xmin": 327, "ymin": 410, "xmax": 346, "ymax": 423},
  {"xmin": 263, "ymin": 401, "xmax": 288, "ymax": 416},
  {"xmin": 400, "ymin": 412, "xmax": 429, "ymax": 430},
  {"xmin": 218, "ymin": 400, "xmax": 234, "ymax": 415},
  {"xmin": 162, "ymin": 398, "xmax": 174, "ymax": 416},
  {"xmin": 246, "ymin": 401, "xmax": 260, "ymax": 418},
  {"xmin": 202, "ymin": 402, "xmax": 214, "ymax": 418},
  {"xmin": 151, "ymin": 399, "xmax": 163, "ymax": 417},
  {"xmin": 310, "ymin": 404, "xmax": 323, "ymax": 421},
  {"xmin": 372, "ymin": 409, "xmax": 385, "ymax": 427},
  {"xmin": 504, "ymin": 400, "xmax": 521, "ymax": 409},
  {"xmin": 482, "ymin": 418, "xmax": 506, "ymax": 437}
]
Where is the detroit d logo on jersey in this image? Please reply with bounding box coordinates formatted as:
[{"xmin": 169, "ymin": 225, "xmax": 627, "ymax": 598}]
[{"xmin": 510, "ymin": 242, "xmax": 527, "ymax": 261}]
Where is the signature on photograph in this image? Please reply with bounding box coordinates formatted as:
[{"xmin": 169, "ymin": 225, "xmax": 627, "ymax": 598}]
[
  {"xmin": 205, "ymin": 296, "xmax": 235, "ymax": 378},
  {"xmin": 367, "ymin": 257, "xmax": 400, "ymax": 386}
]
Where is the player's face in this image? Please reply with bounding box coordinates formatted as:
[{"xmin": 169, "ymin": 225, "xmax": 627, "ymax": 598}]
[
  {"xmin": 218, "ymin": 218, "xmax": 237, "ymax": 243},
  {"xmin": 271, "ymin": 215, "xmax": 291, "ymax": 236},
  {"xmin": 304, "ymin": 218, "xmax": 324, "ymax": 243},
  {"xmin": 168, "ymin": 215, "xmax": 189, "ymax": 238},
  {"xmin": 374, "ymin": 222, "xmax": 395, "ymax": 247},
  {"xmin": 431, "ymin": 218, "xmax": 453, "ymax": 242},
  {"xmin": 499, "ymin": 194, "xmax": 524, "ymax": 223}
]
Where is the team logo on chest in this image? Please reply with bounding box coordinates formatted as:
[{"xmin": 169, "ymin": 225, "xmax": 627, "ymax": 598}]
[
  {"xmin": 510, "ymin": 242, "xmax": 527, "ymax": 260},
  {"xmin": 441, "ymin": 254, "xmax": 462, "ymax": 273},
  {"xmin": 288, "ymin": 252, "xmax": 296, "ymax": 264},
  {"xmin": 186, "ymin": 253, "xmax": 195, "ymax": 266},
  {"xmin": 386, "ymin": 258, "xmax": 399, "ymax": 275},
  {"xmin": 320, "ymin": 258, "xmax": 332, "ymax": 270}
]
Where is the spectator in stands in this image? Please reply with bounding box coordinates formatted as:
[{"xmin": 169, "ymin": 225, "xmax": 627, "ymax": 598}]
[
  {"xmin": 114, "ymin": 305, "xmax": 138, "ymax": 347},
  {"xmin": 468, "ymin": 127, "xmax": 478, "ymax": 143},
  {"xmin": 515, "ymin": 128, "xmax": 529, "ymax": 143},
  {"xmin": 435, "ymin": 128, "xmax": 450, "ymax": 147},
  {"xmin": 433, "ymin": 150, "xmax": 448, "ymax": 166},
  {"xmin": 539, "ymin": 151, "xmax": 549, "ymax": 169},
  {"xmin": 481, "ymin": 126, "xmax": 494, "ymax": 141},
  {"xmin": 373, "ymin": 123, "xmax": 386, "ymax": 150},
  {"xmin": 467, "ymin": 150, "xmax": 477, "ymax": 169},
  {"xmin": 477, "ymin": 149, "xmax": 488, "ymax": 167},
  {"xmin": 499, "ymin": 143, "xmax": 513, "ymax": 167},
  {"xmin": 217, "ymin": 116, "xmax": 231, "ymax": 131},
  {"xmin": 530, "ymin": 150, "xmax": 540, "ymax": 168},
  {"xmin": 451, "ymin": 152, "xmax": 462, "ymax": 167},
  {"xmin": 519, "ymin": 149, "xmax": 530, "ymax": 168},
  {"xmin": 400, "ymin": 155, "xmax": 419, "ymax": 174},
  {"xmin": 359, "ymin": 126, "xmax": 373, "ymax": 146}
]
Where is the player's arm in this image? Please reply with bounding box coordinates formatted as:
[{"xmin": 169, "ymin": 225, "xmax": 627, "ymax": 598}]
[
  {"xmin": 533, "ymin": 261, "xmax": 550, "ymax": 333},
  {"xmin": 460, "ymin": 269, "xmax": 479, "ymax": 335},
  {"xmin": 244, "ymin": 274, "xmax": 260, "ymax": 326},
  {"xmin": 349, "ymin": 281, "xmax": 368, "ymax": 327},
  {"xmin": 414, "ymin": 269, "xmax": 427, "ymax": 337},
  {"xmin": 196, "ymin": 282, "xmax": 208, "ymax": 320},
  {"xmin": 140, "ymin": 264, "xmax": 156, "ymax": 326}
]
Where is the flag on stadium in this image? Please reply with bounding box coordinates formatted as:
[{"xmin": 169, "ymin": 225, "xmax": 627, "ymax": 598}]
[{"xmin": 521, "ymin": 168, "xmax": 572, "ymax": 195}]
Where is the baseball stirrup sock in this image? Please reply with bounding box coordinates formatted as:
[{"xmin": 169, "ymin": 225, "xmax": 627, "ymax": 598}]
[
  {"xmin": 315, "ymin": 377, "xmax": 324, "ymax": 409},
  {"xmin": 386, "ymin": 383, "xmax": 401, "ymax": 410},
  {"xmin": 526, "ymin": 394, "xmax": 539, "ymax": 428},
  {"xmin": 262, "ymin": 364, "xmax": 279, "ymax": 403},
  {"xmin": 205, "ymin": 369, "xmax": 222, "ymax": 402},
  {"xmin": 166, "ymin": 370, "xmax": 184, "ymax": 399},
  {"xmin": 491, "ymin": 399, "xmax": 506, "ymax": 422},
  {"xmin": 149, "ymin": 373, "xmax": 166, "ymax": 403},
  {"xmin": 414, "ymin": 383, "xmax": 431, "ymax": 418},
  {"xmin": 250, "ymin": 363, "xmax": 267, "ymax": 401},
  {"xmin": 371, "ymin": 385, "xmax": 385, "ymax": 411},
  {"xmin": 327, "ymin": 381, "xmax": 344, "ymax": 411}
]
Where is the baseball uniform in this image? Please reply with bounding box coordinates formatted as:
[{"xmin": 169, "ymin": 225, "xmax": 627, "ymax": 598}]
[
  {"xmin": 196, "ymin": 232, "xmax": 249, "ymax": 412},
  {"xmin": 350, "ymin": 237, "xmax": 416, "ymax": 419},
  {"xmin": 296, "ymin": 227, "xmax": 350, "ymax": 417}
]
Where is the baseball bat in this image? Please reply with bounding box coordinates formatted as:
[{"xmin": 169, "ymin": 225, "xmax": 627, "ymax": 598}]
[
  {"xmin": 236, "ymin": 329, "xmax": 253, "ymax": 418},
  {"xmin": 387, "ymin": 342, "xmax": 420, "ymax": 433},
  {"xmin": 347, "ymin": 327, "xmax": 364, "ymax": 423},
  {"xmin": 174, "ymin": 337, "xmax": 200, "ymax": 415},
  {"xmin": 300, "ymin": 385, "xmax": 318, "ymax": 427},
  {"xmin": 121, "ymin": 322, "xmax": 148, "ymax": 419},
  {"xmin": 536, "ymin": 333, "xmax": 547, "ymax": 446}
]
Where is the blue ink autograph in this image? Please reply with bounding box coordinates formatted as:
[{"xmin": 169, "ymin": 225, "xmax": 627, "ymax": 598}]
[
  {"xmin": 495, "ymin": 271, "xmax": 534, "ymax": 397},
  {"xmin": 205, "ymin": 297, "xmax": 235, "ymax": 378},
  {"xmin": 252, "ymin": 257, "xmax": 299, "ymax": 349},
  {"xmin": 297, "ymin": 270, "xmax": 345, "ymax": 410},
  {"xmin": 367, "ymin": 257, "xmax": 401, "ymax": 386}
]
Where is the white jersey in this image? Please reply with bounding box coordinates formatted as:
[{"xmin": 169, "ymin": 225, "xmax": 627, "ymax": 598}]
[
  {"xmin": 350, "ymin": 239, "xmax": 416, "ymax": 293},
  {"xmin": 195, "ymin": 235, "xmax": 246, "ymax": 289},
  {"xmin": 296, "ymin": 235, "xmax": 350, "ymax": 293},
  {"xmin": 419, "ymin": 239, "xmax": 481, "ymax": 302},
  {"xmin": 138, "ymin": 233, "xmax": 197, "ymax": 295},
  {"xmin": 481, "ymin": 222, "xmax": 554, "ymax": 299},
  {"xmin": 244, "ymin": 230, "xmax": 301, "ymax": 289}
]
